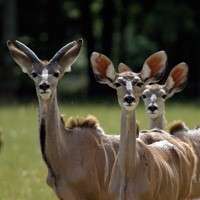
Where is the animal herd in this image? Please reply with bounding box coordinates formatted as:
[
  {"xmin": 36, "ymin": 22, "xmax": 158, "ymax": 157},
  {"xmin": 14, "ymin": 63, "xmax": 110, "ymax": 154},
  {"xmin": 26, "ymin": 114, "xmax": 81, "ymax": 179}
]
[{"xmin": 2, "ymin": 38, "xmax": 200, "ymax": 199}]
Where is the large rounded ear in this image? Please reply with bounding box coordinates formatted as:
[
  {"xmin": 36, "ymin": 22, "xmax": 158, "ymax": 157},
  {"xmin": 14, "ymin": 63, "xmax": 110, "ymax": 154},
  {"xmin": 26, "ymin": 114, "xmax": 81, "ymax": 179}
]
[
  {"xmin": 50, "ymin": 39, "xmax": 83, "ymax": 73},
  {"xmin": 90, "ymin": 52, "xmax": 117, "ymax": 87},
  {"xmin": 7, "ymin": 40, "xmax": 41, "ymax": 73},
  {"xmin": 140, "ymin": 51, "xmax": 167, "ymax": 83},
  {"xmin": 164, "ymin": 62, "xmax": 188, "ymax": 98}
]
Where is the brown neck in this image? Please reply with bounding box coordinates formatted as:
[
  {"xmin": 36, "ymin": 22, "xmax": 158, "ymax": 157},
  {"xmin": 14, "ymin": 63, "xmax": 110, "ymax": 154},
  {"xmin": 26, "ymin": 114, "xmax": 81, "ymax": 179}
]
[
  {"xmin": 118, "ymin": 108, "xmax": 137, "ymax": 177},
  {"xmin": 38, "ymin": 90, "xmax": 65, "ymax": 174},
  {"xmin": 149, "ymin": 112, "xmax": 166, "ymax": 130}
]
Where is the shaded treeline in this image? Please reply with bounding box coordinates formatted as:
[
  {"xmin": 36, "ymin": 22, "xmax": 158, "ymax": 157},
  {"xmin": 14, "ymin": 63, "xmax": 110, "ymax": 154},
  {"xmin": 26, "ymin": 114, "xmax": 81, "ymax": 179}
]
[{"xmin": 0, "ymin": 0, "xmax": 200, "ymax": 99}]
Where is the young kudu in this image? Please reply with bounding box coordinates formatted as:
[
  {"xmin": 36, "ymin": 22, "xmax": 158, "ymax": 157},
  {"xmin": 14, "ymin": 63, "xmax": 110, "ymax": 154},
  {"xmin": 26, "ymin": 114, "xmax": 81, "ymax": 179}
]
[
  {"xmin": 140, "ymin": 62, "xmax": 200, "ymax": 199},
  {"xmin": 142, "ymin": 62, "xmax": 188, "ymax": 129},
  {"xmin": 7, "ymin": 40, "xmax": 121, "ymax": 200},
  {"xmin": 91, "ymin": 52, "xmax": 196, "ymax": 200}
]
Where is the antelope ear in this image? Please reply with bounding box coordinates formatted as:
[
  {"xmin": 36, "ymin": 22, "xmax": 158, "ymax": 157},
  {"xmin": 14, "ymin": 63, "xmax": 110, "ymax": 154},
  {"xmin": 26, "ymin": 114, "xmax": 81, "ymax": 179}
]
[
  {"xmin": 90, "ymin": 52, "xmax": 117, "ymax": 87},
  {"xmin": 118, "ymin": 63, "xmax": 132, "ymax": 73},
  {"xmin": 164, "ymin": 62, "xmax": 188, "ymax": 98},
  {"xmin": 50, "ymin": 39, "xmax": 83, "ymax": 73},
  {"xmin": 7, "ymin": 40, "xmax": 40, "ymax": 73},
  {"xmin": 140, "ymin": 51, "xmax": 167, "ymax": 83}
]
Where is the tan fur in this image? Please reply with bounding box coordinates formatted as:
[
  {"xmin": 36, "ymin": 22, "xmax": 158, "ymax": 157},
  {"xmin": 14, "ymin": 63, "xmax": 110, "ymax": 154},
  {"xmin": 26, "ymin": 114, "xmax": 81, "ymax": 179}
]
[
  {"xmin": 168, "ymin": 126, "xmax": 200, "ymax": 199},
  {"xmin": 8, "ymin": 40, "xmax": 122, "ymax": 200},
  {"xmin": 139, "ymin": 137, "xmax": 196, "ymax": 200},
  {"xmin": 110, "ymin": 130, "xmax": 196, "ymax": 200},
  {"xmin": 91, "ymin": 51, "xmax": 196, "ymax": 200},
  {"xmin": 64, "ymin": 115, "xmax": 99, "ymax": 129},
  {"xmin": 41, "ymin": 60, "xmax": 49, "ymax": 64},
  {"xmin": 139, "ymin": 130, "xmax": 198, "ymax": 199},
  {"xmin": 168, "ymin": 121, "xmax": 200, "ymax": 199},
  {"xmin": 169, "ymin": 121, "xmax": 189, "ymax": 135}
]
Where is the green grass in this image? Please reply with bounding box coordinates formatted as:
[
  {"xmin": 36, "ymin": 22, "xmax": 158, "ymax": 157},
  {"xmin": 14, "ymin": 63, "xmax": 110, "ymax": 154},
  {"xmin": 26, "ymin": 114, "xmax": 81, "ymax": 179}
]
[{"xmin": 0, "ymin": 101, "xmax": 199, "ymax": 200}]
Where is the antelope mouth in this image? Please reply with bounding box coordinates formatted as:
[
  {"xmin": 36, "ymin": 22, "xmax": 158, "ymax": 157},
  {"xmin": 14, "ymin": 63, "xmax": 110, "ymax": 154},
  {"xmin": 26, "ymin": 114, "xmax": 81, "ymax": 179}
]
[
  {"xmin": 123, "ymin": 102, "xmax": 137, "ymax": 111},
  {"xmin": 148, "ymin": 110, "xmax": 159, "ymax": 118},
  {"xmin": 39, "ymin": 90, "xmax": 52, "ymax": 100}
]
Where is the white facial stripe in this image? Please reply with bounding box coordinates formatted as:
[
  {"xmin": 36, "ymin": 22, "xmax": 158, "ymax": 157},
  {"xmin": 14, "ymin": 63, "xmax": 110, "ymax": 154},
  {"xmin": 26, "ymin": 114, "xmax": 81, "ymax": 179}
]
[
  {"xmin": 126, "ymin": 81, "xmax": 132, "ymax": 91},
  {"xmin": 150, "ymin": 94, "xmax": 157, "ymax": 102},
  {"xmin": 42, "ymin": 68, "xmax": 49, "ymax": 80}
]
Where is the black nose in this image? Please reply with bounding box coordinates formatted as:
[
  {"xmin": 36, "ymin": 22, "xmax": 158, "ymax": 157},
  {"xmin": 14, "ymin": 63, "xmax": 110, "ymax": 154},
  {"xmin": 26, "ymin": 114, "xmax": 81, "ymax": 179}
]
[
  {"xmin": 39, "ymin": 83, "xmax": 50, "ymax": 91},
  {"xmin": 124, "ymin": 95, "xmax": 135, "ymax": 104},
  {"xmin": 148, "ymin": 105, "xmax": 158, "ymax": 112}
]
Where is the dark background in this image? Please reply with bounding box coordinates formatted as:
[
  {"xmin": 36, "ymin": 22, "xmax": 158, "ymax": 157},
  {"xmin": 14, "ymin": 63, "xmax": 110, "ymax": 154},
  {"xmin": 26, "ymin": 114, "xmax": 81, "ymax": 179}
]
[{"xmin": 0, "ymin": 0, "xmax": 200, "ymax": 101}]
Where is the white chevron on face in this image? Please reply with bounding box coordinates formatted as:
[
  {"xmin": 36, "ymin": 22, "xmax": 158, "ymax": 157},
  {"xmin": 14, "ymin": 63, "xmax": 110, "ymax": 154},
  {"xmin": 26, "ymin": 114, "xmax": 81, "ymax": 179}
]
[{"xmin": 41, "ymin": 68, "xmax": 49, "ymax": 81}]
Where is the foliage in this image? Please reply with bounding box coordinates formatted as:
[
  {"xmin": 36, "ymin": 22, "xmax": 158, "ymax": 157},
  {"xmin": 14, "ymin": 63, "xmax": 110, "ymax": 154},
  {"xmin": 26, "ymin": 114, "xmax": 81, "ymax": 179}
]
[{"xmin": 0, "ymin": 0, "xmax": 200, "ymax": 98}]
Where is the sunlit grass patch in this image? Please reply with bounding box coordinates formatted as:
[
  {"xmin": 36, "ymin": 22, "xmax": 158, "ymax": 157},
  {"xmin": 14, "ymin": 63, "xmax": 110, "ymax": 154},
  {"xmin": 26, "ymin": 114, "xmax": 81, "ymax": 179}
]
[{"xmin": 0, "ymin": 102, "xmax": 199, "ymax": 199}]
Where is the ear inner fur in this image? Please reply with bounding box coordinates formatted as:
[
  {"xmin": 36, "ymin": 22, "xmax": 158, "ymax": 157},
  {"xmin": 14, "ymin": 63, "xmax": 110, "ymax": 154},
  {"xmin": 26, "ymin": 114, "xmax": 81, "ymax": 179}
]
[
  {"xmin": 94, "ymin": 54, "xmax": 112, "ymax": 78},
  {"xmin": 141, "ymin": 51, "xmax": 167, "ymax": 82},
  {"xmin": 171, "ymin": 67, "xmax": 187, "ymax": 88},
  {"xmin": 146, "ymin": 52, "xmax": 166, "ymax": 77}
]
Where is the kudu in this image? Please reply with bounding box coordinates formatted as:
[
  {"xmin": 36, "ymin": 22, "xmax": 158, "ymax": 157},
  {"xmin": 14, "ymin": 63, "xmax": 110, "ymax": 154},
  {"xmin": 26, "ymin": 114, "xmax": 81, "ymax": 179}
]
[
  {"xmin": 91, "ymin": 52, "xmax": 196, "ymax": 200},
  {"xmin": 141, "ymin": 62, "xmax": 200, "ymax": 199},
  {"xmin": 7, "ymin": 40, "xmax": 121, "ymax": 200},
  {"xmin": 170, "ymin": 123, "xmax": 200, "ymax": 199},
  {"xmin": 142, "ymin": 62, "xmax": 188, "ymax": 130}
]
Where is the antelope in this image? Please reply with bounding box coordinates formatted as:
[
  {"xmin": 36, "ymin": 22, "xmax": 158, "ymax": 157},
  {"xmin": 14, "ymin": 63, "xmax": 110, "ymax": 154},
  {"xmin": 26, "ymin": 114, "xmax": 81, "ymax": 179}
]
[
  {"xmin": 7, "ymin": 39, "xmax": 121, "ymax": 200},
  {"xmin": 141, "ymin": 62, "xmax": 200, "ymax": 199},
  {"xmin": 142, "ymin": 62, "xmax": 188, "ymax": 130},
  {"xmin": 170, "ymin": 121, "xmax": 200, "ymax": 199},
  {"xmin": 90, "ymin": 51, "xmax": 196, "ymax": 200}
]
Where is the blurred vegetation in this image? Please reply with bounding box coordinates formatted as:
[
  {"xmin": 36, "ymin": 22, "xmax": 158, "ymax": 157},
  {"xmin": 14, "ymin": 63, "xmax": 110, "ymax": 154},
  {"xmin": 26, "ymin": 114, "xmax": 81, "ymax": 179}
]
[{"xmin": 0, "ymin": 0, "xmax": 200, "ymax": 100}]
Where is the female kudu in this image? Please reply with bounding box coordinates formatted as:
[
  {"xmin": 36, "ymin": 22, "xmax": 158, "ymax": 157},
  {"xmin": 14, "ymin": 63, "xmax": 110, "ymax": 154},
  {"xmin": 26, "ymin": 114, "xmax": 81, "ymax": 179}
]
[{"xmin": 91, "ymin": 51, "xmax": 196, "ymax": 200}]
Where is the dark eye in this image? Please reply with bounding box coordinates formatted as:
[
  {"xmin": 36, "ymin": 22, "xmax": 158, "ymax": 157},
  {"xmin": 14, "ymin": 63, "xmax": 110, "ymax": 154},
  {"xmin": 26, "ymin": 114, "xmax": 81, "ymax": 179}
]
[
  {"xmin": 136, "ymin": 82, "xmax": 143, "ymax": 87},
  {"xmin": 114, "ymin": 82, "xmax": 121, "ymax": 87},
  {"xmin": 31, "ymin": 72, "xmax": 37, "ymax": 78},
  {"xmin": 142, "ymin": 94, "xmax": 147, "ymax": 99},
  {"xmin": 53, "ymin": 72, "xmax": 60, "ymax": 78},
  {"xmin": 162, "ymin": 94, "xmax": 167, "ymax": 99}
]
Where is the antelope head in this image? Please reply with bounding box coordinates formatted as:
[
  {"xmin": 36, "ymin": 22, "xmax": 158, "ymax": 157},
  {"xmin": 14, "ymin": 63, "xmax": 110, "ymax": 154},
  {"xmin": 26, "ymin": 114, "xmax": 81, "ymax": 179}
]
[
  {"xmin": 142, "ymin": 62, "xmax": 188, "ymax": 118},
  {"xmin": 90, "ymin": 51, "xmax": 167, "ymax": 111},
  {"xmin": 7, "ymin": 39, "xmax": 83, "ymax": 101}
]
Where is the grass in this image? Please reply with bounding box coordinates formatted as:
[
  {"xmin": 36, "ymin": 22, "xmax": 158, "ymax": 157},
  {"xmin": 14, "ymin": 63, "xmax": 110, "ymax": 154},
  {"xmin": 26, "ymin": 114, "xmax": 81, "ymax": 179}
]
[{"xmin": 0, "ymin": 101, "xmax": 199, "ymax": 200}]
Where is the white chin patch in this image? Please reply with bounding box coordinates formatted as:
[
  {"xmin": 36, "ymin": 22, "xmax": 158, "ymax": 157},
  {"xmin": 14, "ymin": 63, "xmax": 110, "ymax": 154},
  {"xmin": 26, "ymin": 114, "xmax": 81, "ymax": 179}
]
[
  {"xmin": 39, "ymin": 90, "xmax": 52, "ymax": 100},
  {"xmin": 122, "ymin": 103, "xmax": 136, "ymax": 111},
  {"xmin": 147, "ymin": 111, "xmax": 159, "ymax": 118}
]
